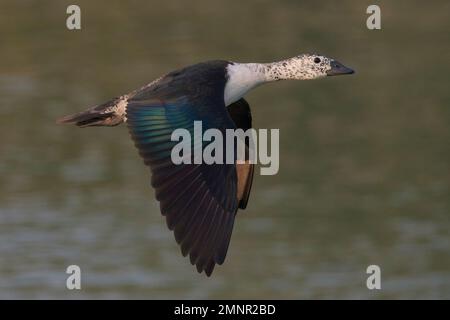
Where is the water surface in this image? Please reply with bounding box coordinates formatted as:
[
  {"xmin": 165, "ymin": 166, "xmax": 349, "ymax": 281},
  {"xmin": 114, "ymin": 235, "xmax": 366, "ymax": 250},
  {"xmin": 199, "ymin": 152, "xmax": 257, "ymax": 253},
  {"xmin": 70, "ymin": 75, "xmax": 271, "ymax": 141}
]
[{"xmin": 0, "ymin": 0, "xmax": 449, "ymax": 299}]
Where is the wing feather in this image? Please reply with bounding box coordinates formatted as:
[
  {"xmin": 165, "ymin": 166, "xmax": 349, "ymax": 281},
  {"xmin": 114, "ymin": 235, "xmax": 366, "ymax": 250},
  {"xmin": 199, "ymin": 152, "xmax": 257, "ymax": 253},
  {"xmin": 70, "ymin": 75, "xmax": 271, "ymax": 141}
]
[{"xmin": 127, "ymin": 93, "xmax": 239, "ymax": 275}]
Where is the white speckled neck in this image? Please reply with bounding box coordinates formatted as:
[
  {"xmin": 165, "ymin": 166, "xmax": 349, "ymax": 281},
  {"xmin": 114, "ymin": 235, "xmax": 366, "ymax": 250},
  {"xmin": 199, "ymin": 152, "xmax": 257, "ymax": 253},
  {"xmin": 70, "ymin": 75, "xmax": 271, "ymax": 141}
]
[
  {"xmin": 262, "ymin": 56, "xmax": 330, "ymax": 81},
  {"xmin": 224, "ymin": 56, "xmax": 329, "ymax": 106}
]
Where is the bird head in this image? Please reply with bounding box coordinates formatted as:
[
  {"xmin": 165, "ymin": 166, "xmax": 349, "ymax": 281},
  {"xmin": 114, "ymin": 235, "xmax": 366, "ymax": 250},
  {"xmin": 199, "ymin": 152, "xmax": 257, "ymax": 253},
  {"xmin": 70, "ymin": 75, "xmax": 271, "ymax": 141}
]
[{"xmin": 290, "ymin": 53, "xmax": 355, "ymax": 79}]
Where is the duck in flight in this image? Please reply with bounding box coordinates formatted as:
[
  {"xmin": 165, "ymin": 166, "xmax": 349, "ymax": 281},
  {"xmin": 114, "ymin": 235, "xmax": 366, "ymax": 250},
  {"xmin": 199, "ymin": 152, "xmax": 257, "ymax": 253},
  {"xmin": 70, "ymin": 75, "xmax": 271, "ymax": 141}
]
[{"xmin": 58, "ymin": 54, "xmax": 354, "ymax": 276}]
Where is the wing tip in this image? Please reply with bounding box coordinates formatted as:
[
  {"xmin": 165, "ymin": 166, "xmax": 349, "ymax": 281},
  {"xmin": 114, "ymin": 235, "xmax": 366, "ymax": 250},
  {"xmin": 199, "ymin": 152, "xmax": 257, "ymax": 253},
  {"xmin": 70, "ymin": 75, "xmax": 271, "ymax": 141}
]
[{"xmin": 193, "ymin": 258, "xmax": 217, "ymax": 277}]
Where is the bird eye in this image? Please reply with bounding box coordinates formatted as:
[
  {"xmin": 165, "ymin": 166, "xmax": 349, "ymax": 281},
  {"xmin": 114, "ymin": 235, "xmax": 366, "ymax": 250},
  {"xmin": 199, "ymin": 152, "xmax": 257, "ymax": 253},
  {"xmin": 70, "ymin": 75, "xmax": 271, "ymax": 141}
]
[{"xmin": 314, "ymin": 57, "xmax": 321, "ymax": 63}]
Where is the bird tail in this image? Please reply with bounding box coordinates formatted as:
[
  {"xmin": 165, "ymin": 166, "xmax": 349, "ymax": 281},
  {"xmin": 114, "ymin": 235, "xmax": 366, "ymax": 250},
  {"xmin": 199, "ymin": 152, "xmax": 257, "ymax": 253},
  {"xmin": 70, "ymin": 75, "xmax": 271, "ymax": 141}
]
[{"xmin": 56, "ymin": 96, "xmax": 127, "ymax": 127}]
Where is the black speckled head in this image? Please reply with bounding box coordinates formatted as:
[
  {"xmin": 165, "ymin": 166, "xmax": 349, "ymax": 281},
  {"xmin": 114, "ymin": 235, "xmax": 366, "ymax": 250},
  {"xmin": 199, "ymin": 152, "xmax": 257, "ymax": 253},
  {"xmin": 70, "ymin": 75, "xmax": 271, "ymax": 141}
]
[
  {"xmin": 264, "ymin": 54, "xmax": 354, "ymax": 80},
  {"xmin": 295, "ymin": 53, "xmax": 333, "ymax": 79}
]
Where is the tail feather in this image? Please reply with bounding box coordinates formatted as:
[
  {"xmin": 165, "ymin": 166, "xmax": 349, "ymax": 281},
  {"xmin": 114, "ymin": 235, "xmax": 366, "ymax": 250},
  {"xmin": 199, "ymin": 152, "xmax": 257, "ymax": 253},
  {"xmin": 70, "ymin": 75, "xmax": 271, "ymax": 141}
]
[
  {"xmin": 57, "ymin": 110, "xmax": 117, "ymax": 127},
  {"xmin": 57, "ymin": 96, "xmax": 127, "ymax": 127}
]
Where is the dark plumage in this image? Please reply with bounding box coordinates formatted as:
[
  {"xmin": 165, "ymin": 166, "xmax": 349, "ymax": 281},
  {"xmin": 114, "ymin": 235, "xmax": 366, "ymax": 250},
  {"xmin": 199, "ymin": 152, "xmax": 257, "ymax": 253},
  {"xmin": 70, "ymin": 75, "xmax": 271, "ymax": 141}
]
[
  {"xmin": 57, "ymin": 54, "xmax": 354, "ymax": 276},
  {"xmin": 126, "ymin": 62, "xmax": 247, "ymax": 275}
]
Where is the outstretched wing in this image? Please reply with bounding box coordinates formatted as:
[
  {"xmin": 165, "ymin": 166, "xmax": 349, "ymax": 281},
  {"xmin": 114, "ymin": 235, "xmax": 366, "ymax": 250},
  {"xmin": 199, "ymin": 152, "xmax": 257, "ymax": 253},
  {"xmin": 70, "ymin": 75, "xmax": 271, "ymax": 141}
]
[{"xmin": 126, "ymin": 65, "xmax": 240, "ymax": 276}]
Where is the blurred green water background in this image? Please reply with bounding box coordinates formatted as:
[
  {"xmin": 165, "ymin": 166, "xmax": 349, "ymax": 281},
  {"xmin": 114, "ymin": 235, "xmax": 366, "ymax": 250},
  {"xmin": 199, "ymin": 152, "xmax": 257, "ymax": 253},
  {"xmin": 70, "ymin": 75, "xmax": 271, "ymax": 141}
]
[{"xmin": 0, "ymin": 0, "xmax": 449, "ymax": 299}]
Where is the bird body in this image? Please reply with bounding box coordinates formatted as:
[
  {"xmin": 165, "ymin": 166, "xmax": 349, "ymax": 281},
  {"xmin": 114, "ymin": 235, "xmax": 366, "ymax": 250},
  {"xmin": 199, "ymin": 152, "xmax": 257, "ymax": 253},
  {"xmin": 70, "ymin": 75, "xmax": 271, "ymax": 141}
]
[{"xmin": 58, "ymin": 54, "xmax": 354, "ymax": 276}]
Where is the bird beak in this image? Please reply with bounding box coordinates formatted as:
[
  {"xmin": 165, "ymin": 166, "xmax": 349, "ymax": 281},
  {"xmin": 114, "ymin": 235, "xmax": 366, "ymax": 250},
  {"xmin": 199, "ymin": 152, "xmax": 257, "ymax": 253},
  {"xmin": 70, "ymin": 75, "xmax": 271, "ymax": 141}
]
[{"xmin": 326, "ymin": 60, "xmax": 355, "ymax": 76}]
